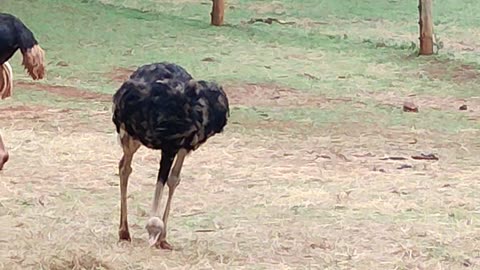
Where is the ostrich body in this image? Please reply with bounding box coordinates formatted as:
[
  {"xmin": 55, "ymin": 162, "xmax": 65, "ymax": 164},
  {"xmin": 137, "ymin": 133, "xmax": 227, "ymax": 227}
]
[
  {"xmin": 0, "ymin": 13, "xmax": 45, "ymax": 82},
  {"xmin": 0, "ymin": 13, "xmax": 46, "ymax": 170},
  {"xmin": 112, "ymin": 62, "xmax": 229, "ymax": 249}
]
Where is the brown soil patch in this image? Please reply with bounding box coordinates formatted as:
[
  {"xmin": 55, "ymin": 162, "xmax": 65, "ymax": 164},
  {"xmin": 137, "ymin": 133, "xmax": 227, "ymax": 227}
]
[
  {"xmin": 106, "ymin": 66, "xmax": 350, "ymax": 108},
  {"xmin": 224, "ymin": 83, "xmax": 351, "ymax": 108},
  {"xmin": 18, "ymin": 72, "xmax": 347, "ymax": 109},
  {"xmin": 0, "ymin": 105, "xmax": 55, "ymax": 120},
  {"xmin": 15, "ymin": 82, "xmax": 111, "ymax": 102},
  {"xmin": 107, "ymin": 67, "xmax": 135, "ymax": 84},
  {"xmin": 0, "ymin": 104, "xmax": 112, "ymax": 133},
  {"xmin": 422, "ymin": 60, "xmax": 480, "ymax": 84}
]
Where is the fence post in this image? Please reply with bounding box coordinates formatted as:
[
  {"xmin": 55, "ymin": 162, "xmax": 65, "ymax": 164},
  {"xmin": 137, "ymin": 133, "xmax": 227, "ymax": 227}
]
[
  {"xmin": 418, "ymin": 0, "xmax": 434, "ymax": 55},
  {"xmin": 211, "ymin": 0, "xmax": 225, "ymax": 26}
]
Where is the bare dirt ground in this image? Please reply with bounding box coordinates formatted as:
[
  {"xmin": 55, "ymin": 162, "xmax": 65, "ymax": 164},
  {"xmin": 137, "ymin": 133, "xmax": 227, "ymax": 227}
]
[{"xmin": 0, "ymin": 83, "xmax": 479, "ymax": 269}]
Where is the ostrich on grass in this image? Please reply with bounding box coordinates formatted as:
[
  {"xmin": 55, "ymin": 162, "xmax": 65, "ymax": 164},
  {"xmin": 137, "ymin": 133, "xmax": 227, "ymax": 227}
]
[
  {"xmin": 112, "ymin": 62, "xmax": 229, "ymax": 249},
  {"xmin": 0, "ymin": 13, "xmax": 46, "ymax": 170}
]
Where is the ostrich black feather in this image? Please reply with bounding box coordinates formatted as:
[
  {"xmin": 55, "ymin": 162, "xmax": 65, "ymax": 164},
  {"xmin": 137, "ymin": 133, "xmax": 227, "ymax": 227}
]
[
  {"xmin": 0, "ymin": 13, "xmax": 39, "ymax": 63},
  {"xmin": 112, "ymin": 62, "xmax": 229, "ymax": 154},
  {"xmin": 0, "ymin": 13, "xmax": 45, "ymax": 80}
]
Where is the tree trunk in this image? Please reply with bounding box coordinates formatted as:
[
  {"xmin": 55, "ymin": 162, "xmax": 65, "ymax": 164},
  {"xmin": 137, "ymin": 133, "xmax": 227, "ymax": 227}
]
[
  {"xmin": 418, "ymin": 0, "xmax": 434, "ymax": 55},
  {"xmin": 211, "ymin": 0, "xmax": 224, "ymax": 26}
]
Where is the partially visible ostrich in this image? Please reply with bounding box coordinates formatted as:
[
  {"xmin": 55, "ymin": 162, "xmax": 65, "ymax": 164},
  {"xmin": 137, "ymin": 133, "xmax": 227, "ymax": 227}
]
[
  {"xmin": 0, "ymin": 13, "xmax": 46, "ymax": 170},
  {"xmin": 0, "ymin": 13, "xmax": 45, "ymax": 81},
  {"xmin": 112, "ymin": 62, "xmax": 229, "ymax": 249}
]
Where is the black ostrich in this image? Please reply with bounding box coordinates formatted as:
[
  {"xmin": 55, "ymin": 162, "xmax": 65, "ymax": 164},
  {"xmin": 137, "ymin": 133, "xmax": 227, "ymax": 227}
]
[
  {"xmin": 0, "ymin": 13, "xmax": 45, "ymax": 81},
  {"xmin": 112, "ymin": 62, "xmax": 229, "ymax": 249},
  {"xmin": 0, "ymin": 13, "xmax": 46, "ymax": 170}
]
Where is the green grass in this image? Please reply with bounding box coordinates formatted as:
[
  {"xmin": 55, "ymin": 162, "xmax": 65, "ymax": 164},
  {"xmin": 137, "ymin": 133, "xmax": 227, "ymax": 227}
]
[
  {"xmin": 249, "ymin": 102, "xmax": 479, "ymax": 133},
  {"xmin": 98, "ymin": 0, "xmax": 480, "ymax": 27},
  {"xmin": 3, "ymin": 0, "xmax": 479, "ymax": 135},
  {"xmin": 4, "ymin": 0, "xmax": 480, "ymax": 96}
]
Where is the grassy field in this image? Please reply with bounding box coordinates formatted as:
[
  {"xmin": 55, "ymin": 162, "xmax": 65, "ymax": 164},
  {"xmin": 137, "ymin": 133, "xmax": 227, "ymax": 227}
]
[{"xmin": 0, "ymin": 0, "xmax": 479, "ymax": 269}]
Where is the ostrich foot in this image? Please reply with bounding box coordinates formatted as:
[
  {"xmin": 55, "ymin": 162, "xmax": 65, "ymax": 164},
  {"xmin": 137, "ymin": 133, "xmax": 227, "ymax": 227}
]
[
  {"xmin": 118, "ymin": 229, "xmax": 131, "ymax": 242},
  {"xmin": 146, "ymin": 217, "xmax": 166, "ymax": 247},
  {"xmin": 155, "ymin": 240, "xmax": 173, "ymax": 250},
  {"xmin": 146, "ymin": 217, "xmax": 172, "ymax": 249}
]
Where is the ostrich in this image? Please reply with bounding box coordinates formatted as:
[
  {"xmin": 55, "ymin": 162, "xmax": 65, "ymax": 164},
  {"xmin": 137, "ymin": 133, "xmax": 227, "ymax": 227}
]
[
  {"xmin": 0, "ymin": 13, "xmax": 46, "ymax": 170},
  {"xmin": 112, "ymin": 62, "xmax": 229, "ymax": 249}
]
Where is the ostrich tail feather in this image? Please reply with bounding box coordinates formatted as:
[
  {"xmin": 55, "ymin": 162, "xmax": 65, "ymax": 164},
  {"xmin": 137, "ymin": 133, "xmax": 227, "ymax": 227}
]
[{"xmin": 22, "ymin": 44, "xmax": 45, "ymax": 80}]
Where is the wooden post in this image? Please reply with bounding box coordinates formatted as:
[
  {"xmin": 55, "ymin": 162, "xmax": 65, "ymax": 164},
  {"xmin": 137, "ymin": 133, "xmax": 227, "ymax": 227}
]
[
  {"xmin": 418, "ymin": 0, "xmax": 434, "ymax": 55},
  {"xmin": 211, "ymin": 0, "xmax": 224, "ymax": 26}
]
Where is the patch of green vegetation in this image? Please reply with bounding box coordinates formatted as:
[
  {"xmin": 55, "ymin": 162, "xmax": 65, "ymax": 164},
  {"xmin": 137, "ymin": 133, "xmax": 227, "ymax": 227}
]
[
  {"xmin": 2, "ymin": 0, "xmax": 479, "ymax": 135},
  {"xmin": 3, "ymin": 0, "xmax": 479, "ymax": 98},
  {"xmin": 262, "ymin": 102, "xmax": 478, "ymax": 133},
  {"xmin": 99, "ymin": 0, "xmax": 480, "ymax": 27}
]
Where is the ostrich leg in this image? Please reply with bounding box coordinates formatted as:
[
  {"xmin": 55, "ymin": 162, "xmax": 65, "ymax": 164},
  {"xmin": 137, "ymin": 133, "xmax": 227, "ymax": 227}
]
[
  {"xmin": 0, "ymin": 133, "xmax": 8, "ymax": 170},
  {"xmin": 118, "ymin": 134, "xmax": 140, "ymax": 241},
  {"xmin": 157, "ymin": 148, "xmax": 187, "ymax": 249},
  {"xmin": 146, "ymin": 150, "xmax": 175, "ymax": 249}
]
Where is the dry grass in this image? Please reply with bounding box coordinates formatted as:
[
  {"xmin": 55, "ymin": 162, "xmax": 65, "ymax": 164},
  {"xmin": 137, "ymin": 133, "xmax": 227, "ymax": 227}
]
[
  {"xmin": 0, "ymin": 93, "xmax": 479, "ymax": 269},
  {"xmin": 1, "ymin": 1, "xmax": 480, "ymax": 268}
]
